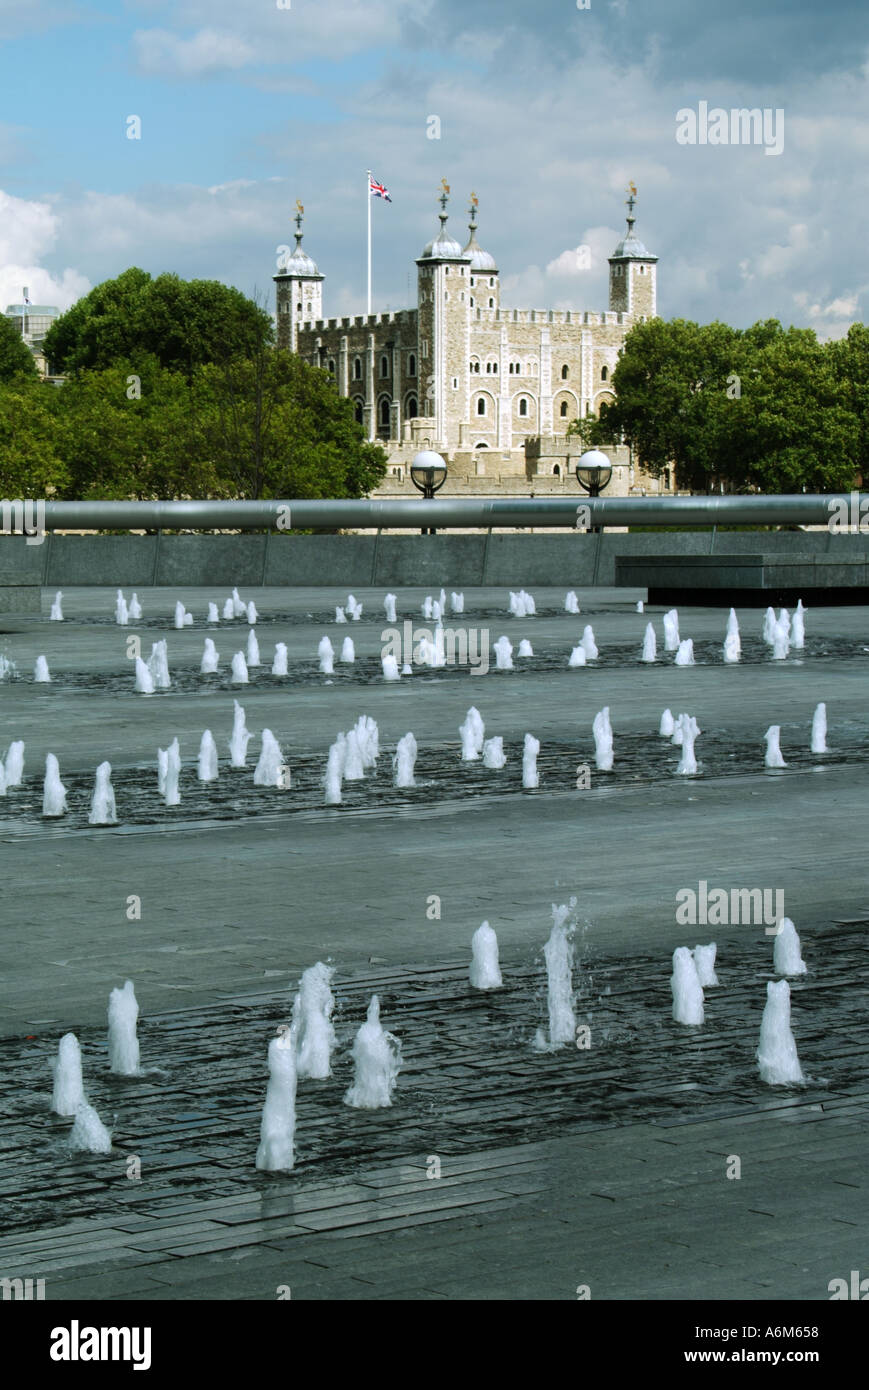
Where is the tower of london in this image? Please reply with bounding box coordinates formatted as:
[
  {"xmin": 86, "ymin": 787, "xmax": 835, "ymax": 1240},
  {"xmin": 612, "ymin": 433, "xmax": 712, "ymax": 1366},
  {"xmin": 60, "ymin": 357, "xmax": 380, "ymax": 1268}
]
[{"xmin": 274, "ymin": 187, "xmax": 667, "ymax": 494}]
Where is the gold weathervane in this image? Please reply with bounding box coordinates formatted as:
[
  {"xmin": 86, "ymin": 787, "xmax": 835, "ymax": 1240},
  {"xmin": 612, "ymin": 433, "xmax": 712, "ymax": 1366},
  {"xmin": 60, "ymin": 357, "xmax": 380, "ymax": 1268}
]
[
  {"xmin": 295, "ymin": 199, "xmax": 304, "ymax": 214},
  {"xmin": 471, "ymin": 191, "xmax": 479, "ymax": 208},
  {"xmin": 627, "ymin": 181, "xmax": 637, "ymax": 197},
  {"xmin": 440, "ymin": 177, "xmax": 450, "ymax": 195}
]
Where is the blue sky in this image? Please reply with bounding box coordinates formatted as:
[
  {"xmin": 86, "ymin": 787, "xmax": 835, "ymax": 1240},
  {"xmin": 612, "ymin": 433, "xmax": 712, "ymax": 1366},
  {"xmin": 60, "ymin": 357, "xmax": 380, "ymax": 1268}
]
[{"xmin": 2, "ymin": 0, "xmax": 867, "ymax": 338}]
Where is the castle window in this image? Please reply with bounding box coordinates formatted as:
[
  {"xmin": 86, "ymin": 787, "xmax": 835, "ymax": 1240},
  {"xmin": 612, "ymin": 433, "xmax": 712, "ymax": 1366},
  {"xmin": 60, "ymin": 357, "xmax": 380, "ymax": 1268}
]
[
  {"xmin": 601, "ymin": 365, "xmax": 608, "ymax": 382},
  {"xmin": 518, "ymin": 397, "xmax": 528, "ymax": 417},
  {"xmin": 378, "ymin": 397, "xmax": 391, "ymax": 435},
  {"xmin": 640, "ymin": 265, "xmax": 646, "ymax": 274},
  {"xmin": 553, "ymin": 464, "xmax": 561, "ymax": 476},
  {"xmin": 477, "ymin": 398, "xmax": 486, "ymax": 416},
  {"xmin": 560, "ymin": 401, "xmax": 568, "ymax": 417},
  {"xmin": 452, "ymin": 377, "xmax": 458, "ymax": 389},
  {"xmin": 445, "ymin": 266, "xmax": 449, "ymax": 274},
  {"xmin": 470, "ymin": 277, "xmax": 475, "ymax": 287},
  {"xmin": 421, "ymin": 340, "xmax": 428, "ymax": 357},
  {"xmin": 297, "ymin": 302, "xmax": 302, "ymax": 312},
  {"xmin": 470, "ymin": 297, "xmax": 474, "ymax": 307},
  {"xmin": 328, "ymin": 358, "xmax": 335, "ymax": 374},
  {"xmin": 406, "ymin": 396, "xmax": 418, "ymax": 418},
  {"xmin": 489, "ymin": 277, "xmax": 494, "ymax": 287},
  {"xmin": 488, "ymin": 298, "xmax": 494, "ymax": 308},
  {"xmin": 561, "ymin": 364, "xmax": 569, "ymax": 380},
  {"xmin": 353, "ymin": 357, "xmax": 362, "ymax": 380},
  {"xmin": 353, "ymin": 398, "xmax": 364, "ymax": 423},
  {"xmin": 408, "ymin": 354, "xmax": 416, "ymax": 377},
  {"xmin": 508, "ymin": 363, "xmax": 513, "ymax": 374},
  {"xmin": 381, "ymin": 356, "xmax": 390, "ymax": 377}
]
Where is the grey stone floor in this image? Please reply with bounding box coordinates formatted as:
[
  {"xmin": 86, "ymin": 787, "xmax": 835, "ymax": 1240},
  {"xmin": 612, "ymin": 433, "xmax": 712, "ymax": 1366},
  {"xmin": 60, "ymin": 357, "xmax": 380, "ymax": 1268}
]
[{"xmin": 0, "ymin": 584, "xmax": 867, "ymax": 1300}]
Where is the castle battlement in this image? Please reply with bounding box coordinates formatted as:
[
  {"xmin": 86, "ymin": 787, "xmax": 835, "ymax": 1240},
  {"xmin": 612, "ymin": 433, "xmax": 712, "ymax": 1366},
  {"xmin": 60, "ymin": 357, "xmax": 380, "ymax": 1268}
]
[
  {"xmin": 306, "ymin": 310, "xmax": 419, "ymax": 333},
  {"xmin": 469, "ymin": 308, "xmax": 627, "ymax": 326}
]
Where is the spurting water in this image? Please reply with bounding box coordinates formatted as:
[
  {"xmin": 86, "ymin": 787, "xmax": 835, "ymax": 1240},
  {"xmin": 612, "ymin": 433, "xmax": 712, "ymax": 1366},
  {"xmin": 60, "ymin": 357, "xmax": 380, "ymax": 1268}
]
[
  {"xmin": 663, "ymin": 610, "xmax": 680, "ymax": 652},
  {"xmin": 422, "ymin": 596, "xmax": 433, "ymax": 619},
  {"xmin": 50, "ymin": 591, "xmax": 63, "ymax": 621},
  {"xmin": 43, "ymin": 754, "xmax": 68, "ymax": 817},
  {"xmin": 483, "ymin": 736, "xmax": 506, "ymax": 768},
  {"xmin": 318, "ymin": 636, "xmax": 335, "ymax": 674},
  {"xmin": 494, "ymin": 636, "xmax": 513, "ymax": 670},
  {"xmin": 148, "ymin": 640, "xmax": 170, "ymax": 690},
  {"xmin": 792, "ymin": 599, "xmax": 806, "ymax": 648},
  {"xmin": 5, "ymin": 741, "xmax": 24, "ymax": 786},
  {"xmin": 535, "ymin": 904, "xmax": 576, "ymax": 1048},
  {"xmin": 344, "ymin": 996, "xmax": 402, "ymax": 1109},
  {"xmin": 774, "ymin": 918, "xmax": 807, "ymax": 976},
  {"xmin": 52, "ymin": 1033, "xmax": 84, "ymax": 1115},
  {"xmin": 201, "ymin": 638, "xmax": 219, "ymax": 674},
  {"xmin": 811, "ymin": 702, "xmax": 827, "ymax": 753},
  {"xmin": 568, "ymin": 644, "xmax": 587, "ymax": 667},
  {"xmin": 450, "ymin": 592, "xmax": 464, "ymax": 614},
  {"xmin": 324, "ymin": 736, "xmax": 345, "ymax": 804},
  {"xmin": 470, "ymin": 921, "xmax": 502, "ymax": 990},
  {"xmin": 208, "ymin": 602, "xmax": 219, "ymax": 624},
  {"xmin": 108, "ymin": 980, "xmax": 141, "ymax": 1075},
  {"xmin": 581, "ymin": 625, "xmax": 599, "ymax": 660},
  {"xmin": 671, "ymin": 947, "xmax": 704, "ymax": 1025},
  {"xmin": 254, "ymin": 730, "xmax": 286, "ymax": 786},
  {"xmin": 232, "ymin": 588, "xmax": 246, "ymax": 617},
  {"xmin": 343, "ymin": 730, "xmax": 365, "ymax": 781},
  {"xmin": 115, "ymin": 590, "xmax": 129, "ymax": 626},
  {"xmin": 255, "ymin": 1030, "xmax": 297, "ymax": 1171},
  {"xmin": 246, "ymin": 602, "xmax": 258, "ymax": 625},
  {"xmin": 246, "ymin": 629, "xmax": 261, "ymax": 667},
  {"xmin": 292, "ymin": 963, "xmax": 336, "ymax": 1080},
  {"xmin": 764, "ymin": 725, "xmax": 786, "ymax": 768},
  {"xmin": 33, "ymin": 655, "xmax": 50, "ymax": 683},
  {"xmin": 89, "ymin": 762, "xmax": 117, "ymax": 824},
  {"xmin": 693, "ymin": 943, "xmax": 719, "ymax": 987},
  {"xmin": 641, "ymin": 623, "xmax": 656, "ymax": 663},
  {"xmin": 198, "ymin": 730, "xmax": 218, "ymax": 781},
  {"xmin": 229, "ymin": 700, "xmax": 251, "ymax": 768},
  {"xmin": 636, "ymin": 600, "xmax": 644, "ymax": 613},
  {"xmin": 593, "ymin": 707, "xmax": 614, "ymax": 771},
  {"xmin": 522, "ymin": 733, "xmax": 540, "ymax": 789},
  {"xmin": 231, "ymin": 651, "xmax": 249, "ymax": 684},
  {"xmin": 340, "ymin": 637, "xmax": 355, "ymax": 663},
  {"xmin": 674, "ymin": 639, "xmax": 695, "ymax": 666},
  {"xmin": 69, "ymin": 1102, "xmax": 112, "ymax": 1154},
  {"xmin": 393, "ymin": 732, "xmax": 417, "ymax": 787},
  {"xmin": 335, "ymin": 606, "xmax": 346, "ymax": 624},
  {"xmin": 174, "ymin": 601, "xmax": 187, "ymax": 630},
  {"xmin": 134, "ymin": 657, "xmax": 155, "ymax": 694},
  {"xmin": 460, "ymin": 707, "xmax": 485, "ymax": 761},
  {"xmin": 771, "ymin": 619, "xmax": 789, "ymax": 660},
  {"xmin": 382, "ymin": 655, "xmax": 400, "ymax": 681},
  {"xmin": 723, "ymin": 632, "xmax": 740, "ymax": 663},
  {"xmin": 659, "ymin": 708, "xmax": 675, "ymax": 737},
  {"xmin": 762, "ymin": 606, "xmax": 776, "ymax": 645},
  {"xmin": 222, "ymin": 597, "xmax": 234, "ymax": 620},
  {"xmin": 272, "ymin": 643, "xmax": 288, "ymax": 676},
  {"xmin": 564, "ymin": 591, "xmax": 579, "ymax": 614},
  {"xmin": 675, "ymin": 714, "xmax": 700, "ymax": 775},
  {"xmin": 383, "ymin": 593, "xmax": 397, "ymax": 624},
  {"xmin": 518, "ymin": 639, "xmax": 533, "ymax": 657},
  {"xmin": 163, "ymin": 738, "xmax": 181, "ymax": 806},
  {"xmin": 757, "ymin": 980, "xmax": 804, "ymax": 1085},
  {"xmin": 128, "ymin": 594, "xmax": 142, "ymax": 621}
]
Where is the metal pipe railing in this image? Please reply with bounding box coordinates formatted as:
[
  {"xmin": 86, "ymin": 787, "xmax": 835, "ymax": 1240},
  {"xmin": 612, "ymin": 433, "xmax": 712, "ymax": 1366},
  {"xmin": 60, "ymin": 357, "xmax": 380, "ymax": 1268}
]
[{"xmin": 31, "ymin": 494, "xmax": 867, "ymax": 531}]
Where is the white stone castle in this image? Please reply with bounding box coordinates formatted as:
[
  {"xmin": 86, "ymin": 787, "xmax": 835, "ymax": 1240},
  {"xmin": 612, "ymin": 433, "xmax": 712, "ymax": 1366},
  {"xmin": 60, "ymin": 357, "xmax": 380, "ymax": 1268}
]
[{"xmin": 274, "ymin": 184, "xmax": 670, "ymax": 495}]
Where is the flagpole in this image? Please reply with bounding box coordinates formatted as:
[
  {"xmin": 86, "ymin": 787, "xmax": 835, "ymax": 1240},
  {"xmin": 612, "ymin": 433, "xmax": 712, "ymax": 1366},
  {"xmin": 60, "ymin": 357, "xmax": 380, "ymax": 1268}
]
[{"xmin": 366, "ymin": 169, "xmax": 372, "ymax": 317}]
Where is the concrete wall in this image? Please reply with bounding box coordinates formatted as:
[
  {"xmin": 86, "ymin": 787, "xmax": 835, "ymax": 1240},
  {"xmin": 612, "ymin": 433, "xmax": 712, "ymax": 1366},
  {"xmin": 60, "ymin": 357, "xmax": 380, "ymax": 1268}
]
[{"xmin": 3, "ymin": 529, "xmax": 868, "ymax": 593}]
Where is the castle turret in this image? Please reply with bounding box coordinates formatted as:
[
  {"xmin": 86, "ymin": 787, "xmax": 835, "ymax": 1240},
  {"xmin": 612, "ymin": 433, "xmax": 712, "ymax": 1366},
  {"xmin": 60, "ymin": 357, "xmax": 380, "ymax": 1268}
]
[
  {"xmin": 463, "ymin": 194, "xmax": 500, "ymax": 312},
  {"xmin": 608, "ymin": 185, "xmax": 657, "ymax": 318},
  {"xmin": 274, "ymin": 202, "xmax": 324, "ymax": 351},
  {"xmin": 415, "ymin": 180, "xmax": 471, "ymax": 449}
]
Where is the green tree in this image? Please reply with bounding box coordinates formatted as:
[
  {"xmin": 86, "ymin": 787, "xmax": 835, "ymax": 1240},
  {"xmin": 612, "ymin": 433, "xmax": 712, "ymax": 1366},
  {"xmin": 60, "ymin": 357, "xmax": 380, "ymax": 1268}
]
[
  {"xmin": 0, "ymin": 313, "xmax": 38, "ymax": 383},
  {"xmin": 0, "ymin": 378, "xmax": 67, "ymax": 496}
]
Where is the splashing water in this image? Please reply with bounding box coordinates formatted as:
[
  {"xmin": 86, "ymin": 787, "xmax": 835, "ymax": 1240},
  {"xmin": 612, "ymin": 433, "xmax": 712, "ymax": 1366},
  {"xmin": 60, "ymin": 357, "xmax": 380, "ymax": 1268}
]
[
  {"xmin": 128, "ymin": 593, "xmax": 142, "ymax": 621},
  {"xmin": 663, "ymin": 609, "xmax": 680, "ymax": 651},
  {"xmin": 254, "ymin": 729, "xmax": 286, "ymax": 787},
  {"xmin": 568, "ymin": 644, "xmax": 587, "ymax": 667},
  {"xmin": 340, "ymin": 637, "xmax": 355, "ymax": 663},
  {"xmin": 108, "ymin": 980, "xmax": 141, "ymax": 1075},
  {"xmin": 231, "ymin": 652, "xmax": 249, "ymax": 684},
  {"xmin": 33, "ymin": 655, "xmax": 50, "ymax": 683},
  {"xmin": 229, "ymin": 700, "xmax": 251, "ymax": 768},
  {"xmin": 641, "ymin": 623, "xmax": 656, "ymax": 662},
  {"xmin": 246, "ymin": 629, "xmax": 261, "ymax": 667},
  {"xmin": 89, "ymin": 762, "xmax": 117, "ymax": 824},
  {"xmin": 52, "ymin": 1033, "xmax": 84, "ymax": 1115},
  {"xmin": 483, "ymin": 736, "xmax": 506, "ymax": 768},
  {"xmin": 382, "ymin": 655, "xmax": 400, "ymax": 681},
  {"xmin": 344, "ymin": 996, "xmax": 402, "ymax": 1108},
  {"xmin": 50, "ymin": 591, "xmax": 63, "ymax": 621},
  {"xmin": 198, "ymin": 730, "xmax": 218, "ymax": 781},
  {"xmin": 272, "ymin": 643, "xmax": 288, "ymax": 676},
  {"xmin": 692, "ymin": 943, "xmax": 719, "ymax": 987},
  {"xmin": 383, "ymin": 593, "xmax": 397, "ymax": 624},
  {"xmin": 757, "ymin": 979, "xmax": 804, "ymax": 1085},
  {"xmin": 659, "ymin": 708, "xmax": 675, "ymax": 737},
  {"xmin": 70, "ymin": 1102, "xmax": 113, "ymax": 1154},
  {"xmin": 292, "ymin": 962, "xmax": 336, "ymax": 1080},
  {"xmin": 43, "ymin": 753, "xmax": 68, "ymax": 817},
  {"xmin": 318, "ymin": 636, "xmax": 334, "ymax": 674},
  {"xmin": 393, "ymin": 733, "xmax": 417, "ymax": 787},
  {"xmin": 671, "ymin": 947, "xmax": 704, "ymax": 1025},
  {"xmin": 674, "ymin": 639, "xmax": 695, "ymax": 666},
  {"xmin": 581, "ymin": 625, "xmax": 598, "ymax": 660},
  {"xmin": 200, "ymin": 639, "xmax": 219, "ymax": 674},
  {"xmin": 564, "ymin": 591, "xmax": 579, "ymax": 614},
  {"xmin": 764, "ymin": 725, "xmax": 786, "ymax": 768},
  {"xmin": 494, "ymin": 636, "xmax": 513, "ymax": 670},
  {"xmin": 460, "ymin": 707, "xmax": 485, "ymax": 761},
  {"xmin": 522, "ymin": 733, "xmax": 540, "ymax": 789},
  {"xmin": 774, "ymin": 918, "xmax": 807, "ymax": 976},
  {"xmin": 470, "ymin": 921, "xmax": 502, "ymax": 990},
  {"xmin": 811, "ymin": 702, "xmax": 827, "ymax": 753},
  {"xmin": 593, "ymin": 707, "xmax": 613, "ymax": 771},
  {"xmin": 255, "ymin": 1031, "xmax": 297, "ymax": 1171}
]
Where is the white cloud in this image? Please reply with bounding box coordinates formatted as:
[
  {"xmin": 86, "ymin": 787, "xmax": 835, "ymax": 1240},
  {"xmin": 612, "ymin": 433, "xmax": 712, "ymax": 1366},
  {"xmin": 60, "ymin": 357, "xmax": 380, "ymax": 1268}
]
[
  {"xmin": 133, "ymin": 27, "xmax": 256, "ymax": 78},
  {"xmin": 0, "ymin": 189, "xmax": 90, "ymax": 312}
]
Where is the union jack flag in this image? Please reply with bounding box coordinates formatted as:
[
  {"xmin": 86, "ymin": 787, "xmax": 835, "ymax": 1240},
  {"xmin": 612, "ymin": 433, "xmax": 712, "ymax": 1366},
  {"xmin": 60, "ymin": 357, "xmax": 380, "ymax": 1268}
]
[{"xmin": 369, "ymin": 176, "xmax": 392, "ymax": 202}]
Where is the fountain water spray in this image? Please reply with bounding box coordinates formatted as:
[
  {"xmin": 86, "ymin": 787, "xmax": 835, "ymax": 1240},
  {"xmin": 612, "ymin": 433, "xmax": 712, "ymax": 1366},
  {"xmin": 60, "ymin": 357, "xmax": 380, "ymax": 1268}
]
[
  {"xmin": 723, "ymin": 632, "xmax": 740, "ymax": 663},
  {"xmin": 292, "ymin": 963, "xmax": 336, "ymax": 1080},
  {"xmin": 147, "ymin": 641, "xmax": 170, "ymax": 690},
  {"xmin": 460, "ymin": 707, "xmax": 485, "ymax": 760},
  {"xmin": 494, "ymin": 636, "xmax": 513, "ymax": 670},
  {"xmin": 762, "ymin": 606, "xmax": 776, "ymax": 645},
  {"xmin": 663, "ymin": 610, "xmax": 680, "ymax": 652},
  {"xmin": 675, "ymin": 714, "xmax": 700, "ymax": 775},
  {"xmin": 353, "ymin": 715, "xmax": 379, "ymax": 767},
  {"xmin": 335, "ymin": 606, "xmax": 346, "ymax": 624},
  {"xmin": 636, "ymin": 599, "xmax": 644, "ymax": 613},
  {"xmin": 272, "ymin": 643, "xmax": 288, "ymax": 676},
  {"xmin": 232, "ymin": 588, "xmax": 246, "ymax": 617},
  {"xmin": 432, "ymin": 601, "xmax": 442, "ymax": 623},
  {"xmin": 470, "ymin": 921, "xmax": 502, "ymax": 990},
  {"xmin": 564, "ymin": 591, "xmax": 579, "ymax": 615},
  {"xmin": 344, "ymin": 996, "xmax": 402, "ymax": 1108},
  {"xmin": 115, "ymin": 590, "xmax": 129, "ymax": 626},
  {"xmin": 674, "ymin": 639, "xmax": 695, "ymax": 666},
  {"xmin": 382, "ymin": 655, "xmax": 400, "ymax": 681},
  {"xmin": 34, "ymin": 655, "xmax": 50, "ymax": 683},
  {"xmin": 207, "ymin": 602, "xmax": 219, "ymax": 624},
  {"xmin": 792, "ymin": 599, "xmax": 806, "ymax": 649},
  {"xmin": 231, "ymin": 652, "xmax": 249, "ymax": 684},
  {"xmin": 246, "ymin": 630, "xmax": 261, "ymax": 667},
  {"xmin": 393, "ymin": 732, "xmax": 417, "ymax": 787},
  {"xmin": 774, "ymin": 918, "xmax": 807, "ymax": 976},
  {"xmin": 340, "ymin": 637, "xmax": 355, "ymax": 663},
  {"xmin": 522, "ymin": 733, "xmax": 540, "ymax": 788},
  {"xmin": 581, "ymin": 625, "xmax": 598, "ymax": 660},
  {"xmin": 134, "ymin": 657, "xmax": 155, "ymax": 694},
  {"xmin": 568, "ymin": 644, "xmax": 587, "ymax": 667},
  {"xmin": 810, "ymin": 702, "xmax": 827, "ymax": 753},
  {"xmin": 318, "ymin": 636, "xmax": 334, "ymax": 674},
  {"xmin": 254, "ymin": 730, "xmax": 286, "ymax": 787},
  {"xmin": 229, "ymin": 700, "xmax": 252, "ymax": 768},
  {"xmin": 450, "ymin": 592, "xmax": 464, "ymax": 614},
  {"xmin": 693, "ymin": 943, "xmax": 719, "ymax": 987},
  {"xmin": 534, "ymin": 903, "xmax": 576, "ymax": 1048},
  {"xmin": 421, "ymin": 595, "xmax": 433, "ymax": 619},
  {"xmin": 108, "ymin": 980, "xmax": 141, "ymax": 1075},
  {"xmin": 70, "ymin": 1102, "xmax": 113, "ymax": 1154},
  {"xmin": 518, "ymin": 639, "xmax": 533, "ymax": 657},
  {"xmin": 174, "ymin": 601, "xmax": 187, "ymax": 630},
  {"xmin": 201, "ymin": 639, "xmax": 219, "ymax": 674},
  {"xmin": 198, "ymin": 730, "xmax": 218, "ymax": 781},
  {"xmin": 641, "ymin": 623, "xmax": 656, "ymax": 663},
  {"xmin": 659, "ymin": 709, "xmax": 675, "ymax": 737},
  {"xmin": 324, "ymin": 736, "xmax": 345, "ymax": 804},
  {"xmin": 52, "ymin": 1033, "xmax": 84, "ymax": 1114},
  {"xmin": 43, "ymin": 754, "xmax": 68, "ymax": 817},
  {"xmin": 222, "ymin": 597, "xmax": 234, "ymax": 620},
  {"xmin": 89, "ymin": 763, "xmax": 117, "ymax": 824},
  {"xmin": 764, "ymin": 726, "xmax": 786, "ymax": 768},
  {"xmin": 593, "ymin": 707, "xmax": 613, "ymax": 771},
  {"xmin": 671, "ymin": 947, "xmax": 704, "ymax": 1025},
  {"xmin": 343, "ymin": 731, "xmax": 365, "ymax": 781},
  {"xmin": 246, "ymin": 602, "xmax": 258, "ymax": 625},
  {"xmin": 128, "ymin": 593, "xmax": 142, "ymax": 620},
  {"xmin": 163, "ymin": 738, "xmax": 181, "ymax": 806},
  {"xmin": 483, "ymin": 736, "xmax": 506, "ymax": 768},
  {"xmin": 757, "ymin": 980, "xmax": 804, "ymax": 1085},
  {"xmin": 383, "ymin": 593, "xmax": 397, "ymax": 624},
  {"xmin": 771, "ymin": 620, "xmax": 789, "ymax": 660},
  {"xmin": 255, "ymin": 1030, "xmax": 297, "ymax": 1171},
  {"xmin": 50, "ymin": 591, "xmax": 63, "ymax": 621},
  {"xmin": 0, "ymin": 655, "xmax": 16, "ymax": 682}
]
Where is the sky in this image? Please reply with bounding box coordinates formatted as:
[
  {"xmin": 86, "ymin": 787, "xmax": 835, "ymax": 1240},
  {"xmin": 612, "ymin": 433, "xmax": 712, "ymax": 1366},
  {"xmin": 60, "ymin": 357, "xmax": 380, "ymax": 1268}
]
[{"xmin": 1, "ymin": 0, "xmax": 867, "ymax": 339}]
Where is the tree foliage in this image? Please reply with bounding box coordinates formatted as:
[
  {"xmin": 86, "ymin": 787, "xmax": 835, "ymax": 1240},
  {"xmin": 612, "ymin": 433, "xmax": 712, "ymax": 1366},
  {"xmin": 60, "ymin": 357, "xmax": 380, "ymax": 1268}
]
[{"xmin": 0, "ymin": 312, "xmax": 39, "ymax": 383}]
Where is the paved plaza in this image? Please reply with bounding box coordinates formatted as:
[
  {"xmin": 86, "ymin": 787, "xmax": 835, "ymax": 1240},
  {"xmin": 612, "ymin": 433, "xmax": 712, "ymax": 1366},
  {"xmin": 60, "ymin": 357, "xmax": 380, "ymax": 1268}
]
[{"xmin": 1, "ymin": 585, "xmax": 867, "ymax": 1300}]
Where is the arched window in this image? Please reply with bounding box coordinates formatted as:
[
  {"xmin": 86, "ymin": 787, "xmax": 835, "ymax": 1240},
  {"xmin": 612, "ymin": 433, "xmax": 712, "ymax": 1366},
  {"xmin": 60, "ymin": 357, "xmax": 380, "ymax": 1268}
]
[
  {"xmin": 518, "ymin": 398, "xmax": 528, "ymax": 417},
  {"xmin": 601, "ymin": 365, "xmax": 608, "ymax": 381},
  {"xmin": 406, "ymin": 396, "xmax": 418, "ymax": 418},
  {"xmin": 553, "ymin": 464, "xmax": 561, "ymax": 476},
  {"xmin": 328, "ymin": 358, "xmax": 335, "ymax": 374},
  {"xmin": 408, "ymin": 354, "xmax": 416, "ymax": 377},
  {"xmin": 296, "ymin": 302, "xmax": 302, "ymax": 312},
  {"xmin": 561, "ymin": 364, "xmax": 569, "ymax": 380},
  {"xmin": 353, "ymin": 398, "xmax": 364, "ymax": 423},
  {"xmin": 560, "ymin": 401, "xmax": 568, "ymax": 417},
  {"xmin": 489, "ymin": 277, "xmax": 494, "ymax": 287},
  {"xmin": 469, "ymin": 297, "xmax": 474, "ymax": 307},
  {"xmin": 488, "ymin": 298, "xmax": 494, "ymax": 308},
  {"xmin": 380, "ymin": 355, "xmax": 389, "ymax": 377},
  {"xmin": 470, "ymin": 277, "xmax": 476, "ymax": 287},
  {"xmin": 379, "ymin": 398, "xmax": 391, "ymax": 433},
  {"xmin": 353, "ymin": 357, "xmax": 362, "ymax": 380},
  {"xmin": 476, "ymin": 398, "xmax": 486, "ymax": 416}
]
